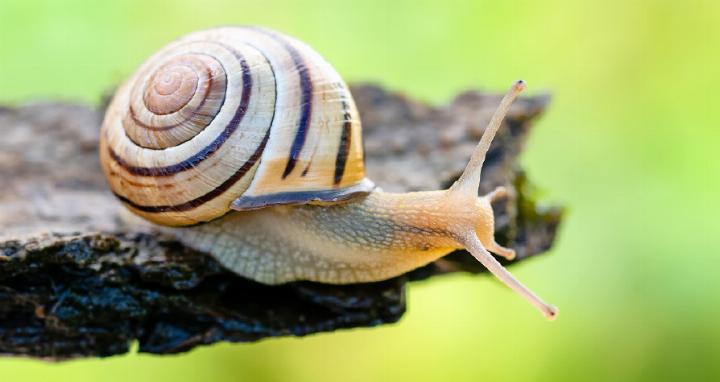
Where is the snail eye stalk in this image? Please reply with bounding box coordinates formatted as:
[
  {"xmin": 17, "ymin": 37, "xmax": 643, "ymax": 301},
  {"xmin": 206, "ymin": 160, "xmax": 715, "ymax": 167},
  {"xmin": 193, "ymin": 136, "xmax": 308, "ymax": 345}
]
[{"xmin": 451, "ymin": 80, "xmax": 558, "ymax": 320}]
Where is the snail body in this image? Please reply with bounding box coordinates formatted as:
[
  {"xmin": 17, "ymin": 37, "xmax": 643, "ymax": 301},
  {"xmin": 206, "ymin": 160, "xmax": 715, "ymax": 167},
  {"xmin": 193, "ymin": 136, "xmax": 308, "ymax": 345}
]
[
  {"xmin": 101, "ymin": 26, "xmax": 557, "ymax": 319},
  {"xmin": 169, "ymin": 189, "xmax": 497, "ymax": 285}
]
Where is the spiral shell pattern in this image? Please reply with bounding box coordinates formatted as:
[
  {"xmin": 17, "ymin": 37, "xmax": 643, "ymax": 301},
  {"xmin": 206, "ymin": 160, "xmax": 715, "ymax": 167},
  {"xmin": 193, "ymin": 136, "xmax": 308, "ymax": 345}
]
[{"xmin": 100, "ymin": 27, "xmax": 372, "ymax": 226}]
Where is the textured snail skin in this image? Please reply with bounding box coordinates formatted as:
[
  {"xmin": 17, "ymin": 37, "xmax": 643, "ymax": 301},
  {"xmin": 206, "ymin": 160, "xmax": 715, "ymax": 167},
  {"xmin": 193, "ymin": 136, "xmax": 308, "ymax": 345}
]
[{"xmin": 164, "ymin": 190, "xmax": 499, "ymax": 284}]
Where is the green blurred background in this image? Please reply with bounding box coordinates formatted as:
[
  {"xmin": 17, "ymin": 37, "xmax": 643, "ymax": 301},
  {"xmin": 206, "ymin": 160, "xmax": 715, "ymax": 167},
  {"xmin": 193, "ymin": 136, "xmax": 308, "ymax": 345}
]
[{"xmin": 1, "ymin": 0, "xmax": 719, "ymax": 380}]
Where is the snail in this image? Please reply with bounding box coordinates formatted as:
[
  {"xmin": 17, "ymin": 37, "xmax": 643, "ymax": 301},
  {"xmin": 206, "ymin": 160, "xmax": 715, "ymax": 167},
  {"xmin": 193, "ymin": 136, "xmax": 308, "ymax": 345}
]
[{"xmin": 100, "ymin": 26, "xmax": 558, "ymax": 320}]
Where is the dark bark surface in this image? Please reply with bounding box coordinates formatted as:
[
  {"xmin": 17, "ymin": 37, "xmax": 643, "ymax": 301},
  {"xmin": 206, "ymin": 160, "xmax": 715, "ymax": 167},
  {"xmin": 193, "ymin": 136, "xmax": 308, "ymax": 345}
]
[{"xmin": 0, "ymin": 85, "xmax": 562, "ymax": 359}]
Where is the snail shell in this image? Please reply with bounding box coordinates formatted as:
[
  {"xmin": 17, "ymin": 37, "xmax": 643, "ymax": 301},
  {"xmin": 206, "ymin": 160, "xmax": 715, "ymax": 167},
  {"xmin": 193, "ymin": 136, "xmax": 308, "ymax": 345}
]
[{"xmin": 100, "ymin": 26, "xmax": 373, "ymax": 226}]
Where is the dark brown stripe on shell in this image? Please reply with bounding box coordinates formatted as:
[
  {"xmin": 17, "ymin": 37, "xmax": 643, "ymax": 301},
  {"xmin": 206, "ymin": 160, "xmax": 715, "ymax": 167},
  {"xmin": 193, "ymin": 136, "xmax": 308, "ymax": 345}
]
[
  {"xmin": 300, "ymin": 141, "xmax": 321, "ymax": 177},
  {"xmin": 333, "ymin": 100, "xmax": 353, "ymax": 185},
  {"xmin": 282, "ymin": 56, "xmax": 313, "ymax": 178},
  {"xmin": 114, "ymin": 129, "xmax": 270, "ymax": 214},
  {"xmin": 249, "ymin": 28, "xmax": 314, "ymax": 179}
]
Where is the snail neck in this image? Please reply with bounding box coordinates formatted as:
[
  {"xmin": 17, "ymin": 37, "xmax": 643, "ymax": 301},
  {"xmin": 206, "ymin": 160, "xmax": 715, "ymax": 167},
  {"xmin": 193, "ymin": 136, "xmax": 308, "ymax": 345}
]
[{"xmin": 359, "ymin": 189, "xmax": 495, "ymax": 250}]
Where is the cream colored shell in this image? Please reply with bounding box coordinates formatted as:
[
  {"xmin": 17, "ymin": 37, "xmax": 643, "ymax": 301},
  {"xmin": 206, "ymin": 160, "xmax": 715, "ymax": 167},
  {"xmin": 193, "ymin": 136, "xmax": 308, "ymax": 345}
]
[{"xmin": 100, "ymin": 26, "xmax": 373, "ymax": 226}]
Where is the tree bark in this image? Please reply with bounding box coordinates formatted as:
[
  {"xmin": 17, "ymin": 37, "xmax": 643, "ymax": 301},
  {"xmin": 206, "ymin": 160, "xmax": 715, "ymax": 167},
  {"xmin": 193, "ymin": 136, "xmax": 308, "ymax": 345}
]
[{"xmin": 0, "ymin": 85, "xmax": 561, "ymax": 359}]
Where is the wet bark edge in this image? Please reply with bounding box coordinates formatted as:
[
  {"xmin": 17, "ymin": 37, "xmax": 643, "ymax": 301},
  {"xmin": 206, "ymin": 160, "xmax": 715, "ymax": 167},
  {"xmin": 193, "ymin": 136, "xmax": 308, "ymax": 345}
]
[{"xmin": 0, "ymin": 84, "xmax": 562, "ymax": 359}]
